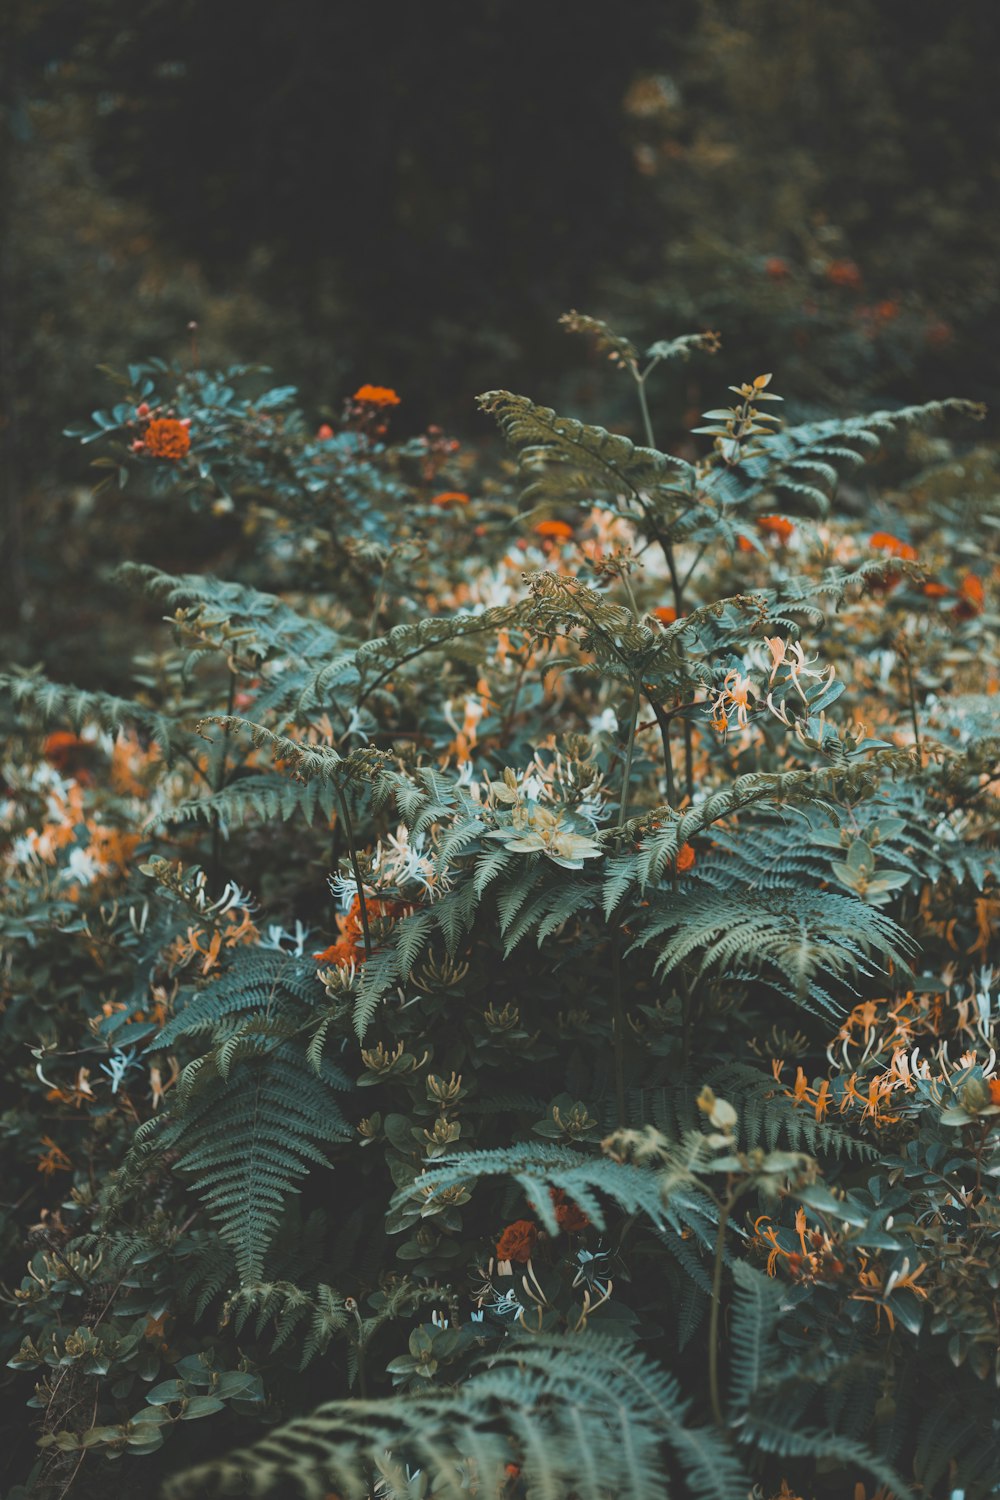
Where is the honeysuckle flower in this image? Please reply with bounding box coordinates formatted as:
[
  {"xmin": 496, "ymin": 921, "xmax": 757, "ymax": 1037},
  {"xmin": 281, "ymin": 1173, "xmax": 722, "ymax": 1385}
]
[
  {"xmin": 710, "ymin": 668, "xmax": 758, "ymax": 734},
  {"xmin": 100, "ymin": 1047, "xmax": 139, "ymax": 1095},
  {"xmin": 495, "ymin": 802, "xmax": 602, "ymax": 869},
  {"xmin": 63, "ymin": 847, "xmax": 101, "ymax": 886}
]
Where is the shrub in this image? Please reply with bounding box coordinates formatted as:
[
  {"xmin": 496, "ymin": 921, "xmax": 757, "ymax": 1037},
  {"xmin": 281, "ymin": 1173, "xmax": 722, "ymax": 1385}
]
[{"xmin": 1, "ymin": 320, "xmax": 997, "ymax": 1499}]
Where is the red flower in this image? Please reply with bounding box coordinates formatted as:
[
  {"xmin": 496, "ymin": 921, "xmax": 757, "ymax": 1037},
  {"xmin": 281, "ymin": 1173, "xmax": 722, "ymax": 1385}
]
[
  {"xmin": 550, "ymin": 1188, "xmax": 589, "ymax": 1234},
  {"xmin": 144, "ymin": 418, "xmax": 191, "ymax": 461},
  {"xmin": 313, "ymin": 895, "xmax": 404, "ymax": 968},
  {"xmin": 676, "ymin": 842, "xmax": 696, "ymax": 873},
  {"xmin": 757, "ymin": 515, "xmax": 794, "ymax": 544},
  {"xmin": 496, "ymin": 1219, "xmax": 538, "ymax": 1263},
  {"xmin": 954, "ymin": 573, "xmax": 985, "ymax": 619},
  {"xmin": 352, "ymin": 384, "xmax": 400, "ymax": 408},
  {"xmin": 534, "ymin": 520, "xmax": 574, "ymax": 541},
  {"xmin": 431, "ymin": 491, "xmax": 470, "ymax": 507},
  {"xmin": 651, "ymin": 605, "xmax": 677, "ymax": 625},
  {"xmin": 316, "ymin": 423, "xmax": 335, "ymax": 440},
  {"xmin": 826, "ymin": 259, "xmax": 862, "ymax": 290},
  {"xmin": 869, "ymin": 532, "xmax": 917, "ymax": 562},
  {"xmin": 926, "ymin": 319, "xmax": 953, "ymax": 348},
  {"xmin": 922, "ymin": 581, "xmax": 951, "ymax": 598}
]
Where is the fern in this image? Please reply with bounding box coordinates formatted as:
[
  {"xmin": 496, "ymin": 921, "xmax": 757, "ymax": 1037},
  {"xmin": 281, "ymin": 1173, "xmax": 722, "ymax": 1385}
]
[
  {"xmin": 0, "ymin": 669, "xmax": 193, "ymax": 764},
  {"xmin": 165, "ymin": 1047, "xmax": 351, "ymax": 1284},
  {"xmin": 628, "ymin": 886, "xmax": 913, "ymax": 1018},
  {"xmin": 164, "ymin": 1333, "xmax": 749, "ymax": 1500},
  {"xmin": 408, "ymin": 1140, "xmax": 716, "ymax": 1245},
  {"xmin": 478, "ymin": 389, "xmax": 695, "ymax": 517}
]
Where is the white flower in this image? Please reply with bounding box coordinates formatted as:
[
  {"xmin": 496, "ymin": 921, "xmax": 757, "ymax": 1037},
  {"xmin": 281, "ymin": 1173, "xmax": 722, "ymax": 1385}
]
[
  {"xmin": 259, "ymin": 920, "xmax": 311, "ymax": 955},
  {"xmin": 63, "ymin": 847, "xmax": 101, "ymax": 886},
  {"xmin": 499, "ymin": 803, "xmax": 603, "ymax": 870},
  {"xmin": 588, "ymin": 707, "xmax": 619, "ymax": 737}
]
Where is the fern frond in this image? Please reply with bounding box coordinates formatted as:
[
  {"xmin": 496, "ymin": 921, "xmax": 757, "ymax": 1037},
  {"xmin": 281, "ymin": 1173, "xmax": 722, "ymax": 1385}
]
[
  {"xmin": 150, "ymin": 1044, "xmax": 352, "ymax": 1285},
  {"xmin": 164, "ymin": 1333, "xmax": 748, "ymax": 1500}
]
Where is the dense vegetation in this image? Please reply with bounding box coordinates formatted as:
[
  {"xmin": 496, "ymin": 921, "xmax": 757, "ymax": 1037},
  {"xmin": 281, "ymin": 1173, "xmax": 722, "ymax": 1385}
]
[{"xmin": 1, "ymin": 318, "xmax": 998, "ymax": 1498}]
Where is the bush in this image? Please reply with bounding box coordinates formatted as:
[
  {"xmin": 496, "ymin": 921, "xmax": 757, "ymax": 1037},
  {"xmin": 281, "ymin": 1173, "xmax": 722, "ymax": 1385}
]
[{"xmin": 1, "ymin": 320, "xmax": 998, "ymax": 1499}]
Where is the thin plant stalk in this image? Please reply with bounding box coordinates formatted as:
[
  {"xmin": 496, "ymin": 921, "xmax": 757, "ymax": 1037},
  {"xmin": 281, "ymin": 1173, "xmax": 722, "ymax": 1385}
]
[{"xmin": 335, "ymin": 781, "xmax": 372, "ymax": 959}]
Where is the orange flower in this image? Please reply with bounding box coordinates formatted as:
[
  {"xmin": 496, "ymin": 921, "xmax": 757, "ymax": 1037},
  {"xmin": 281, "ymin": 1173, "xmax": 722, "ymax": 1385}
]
[
  {"xmin": 675, "ymin": 842, "xmax": 696, "ymax": 873},
  {"xmin": 550, "ymin": 1188, "xmax": 589, "ymax": 1234},
  {"xmin": 42, "ymin": 731, "xmax": 91, "ymax": 775},
  {"xmin": 352, "ymin": 384, "xmax": 400, "ymax": 408},
  {"xmin": 431, "ymin": 491, "xmax": 470, "ymax": 507},
  {"xmin": 144, "ymin": 417, "xmax": 191, "ymax": 460},
  {"xmin": 534, "ymin": 520, "xmax": 573, "ymax": 541},
  {"xmin": 316, "ymin": 423, "xmax": 335, "ymax": 440},
  {"xmin": 989, "ymin": 1078, "xmax": 1000, "ymax": 1106},
  {"xmin": 869, "ymin": 532, "xmax": 916, "ymax": 561},
  {"xmin": 736, "ymin": 535, "xmax": 755, "ymax": 553},
  {"xmin": 875, "ymin": 299, "xmax": 900, "ymax": 324},
  {"xmin": 37, "ymin": 1136, "xmax": 72, "ymax": 1176},
  {"xmin": 651, "ymin": 605, "xmax": 677, "ymax": 625},
  {"xmin": 313, "ymin": 895, "xmax": 404, "ymax": 968},
  {"xmin": 826, "ymin": 258, "xmax": 862, "ymax": 289},
  {"xmin": 765, "ymin": 257, "xmax": 789, "ymax": 280},
  {"xmin": 757, "ymin": 514, "xmax": 794, "ymax": 543},
  {"xmin": 922, "ymin": 580, "xmax": 951, "ymax": 598},
  {"xmin": 954, "ymin": 573, "xmax": 985, "ymax": 619},
  {"xmin": 496, "ymin": 1219, "xmax": 538, "ymax": 1263}
]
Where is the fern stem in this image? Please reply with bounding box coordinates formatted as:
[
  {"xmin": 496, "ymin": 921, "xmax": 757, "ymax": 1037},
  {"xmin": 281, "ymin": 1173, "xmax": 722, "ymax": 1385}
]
[
  {"xmin": 634, "ymin": 363, "xmax": 659, "ymax": 451},
  {"xmin": 211, "ymin": 672, "xmax": 237, "ymax": 881},
  {"xmin": 617, "ymin": 680, "xmax": 642, "ymax": 831},
  {"xmin": 611, "ymin": 929, "xmax": 626, "ymax": 1125},
  {"xmin": 335, "ymin": 781, "xmax": 372, "ymax": 960},
  {"xmin": 708, "ymin": 1195, "xmax": 732, "ymax": 1428},
  {"xmin": 899, "ymin": 641, "xmax": 923, "ymax": 760}
]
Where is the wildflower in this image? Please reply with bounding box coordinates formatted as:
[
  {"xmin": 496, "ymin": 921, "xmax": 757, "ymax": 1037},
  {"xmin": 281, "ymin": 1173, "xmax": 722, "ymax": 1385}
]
[
  {"xmin": 676, "ymin": 842, "xmax": 696, "ymax": 872},
  {"xmin": 764, "ymin": 637, "xmax": 836, "ymax": 705},
  {"xmin": 921, "ymin": 580, "xmax": 950, "ymax": 598},
  {"xmin": 430, "ymin": 491, "xmax": 470, "ymax": 507},
  {"xmin": 37, "ymin": 1136, "xmax": 72, "ymax": 1176},
  {"xmin": 826, "ymin": 258, "xmax": 862, "ymax": 289},
  {"xmin": 710, "ymin": 668, "xmax": 758, "ymax": 734},
  {"xmin": 989, "ymin": 1078, "xmax": 1000, "ymax": 1106},
  {"xmin": 534, "ymin": 519, "xmax": 574, "ymax": 541},
  {"xmin": 765, "ymin": 257, "xmax": 790, "ymax": 280},
  {"xmin": 651, "ymin": 605, "xmax": 677, "ymax": 625},
  {"xmin": 144, "ymin": 417, "xmax": 192, "ymax": 460},
  {"xmin": 352, "ymin": 384, "xmax": 400, "ymax": 408},
  {"xmin": 756, "ymin": 514, "xmax": 794, "ymax": 543},
  {"xmin": 550, "ymin": 1188, "xmax": 590, "ymax": 1233},
  {"xmin": 42, "ymin": 731, "xmax": 89, "ymax": 771},
  {"xmin": 496, "ymin": 1219, "xmax": 538, "ymax": 1263},
  {"xmin": 869, "ymin": 531, "xmax": 917, "ymax": 562},
  {"xmin": 46, "ymin": 1068, "xmax": 95, "ymax": 1109},
  {"xmin": 501, "ymin": 803, "xmax": 603, "ymax": 870},
  {"xmin": 316, "ymin": 423, "xmax": 335, "ymax": 440},
  {"xmin": 63, "ymin": 847, "xmax": 101, "ymax": 887},
  {"xmin": 953, "ymin": 573, "xmax": 985, "ymax": 619}
]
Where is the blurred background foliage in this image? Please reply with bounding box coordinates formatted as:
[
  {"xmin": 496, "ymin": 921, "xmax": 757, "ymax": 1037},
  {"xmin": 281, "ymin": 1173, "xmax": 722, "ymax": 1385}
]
[{"xmin": 2, "ymin": 0, "xmax": 999, "ymax": 680}]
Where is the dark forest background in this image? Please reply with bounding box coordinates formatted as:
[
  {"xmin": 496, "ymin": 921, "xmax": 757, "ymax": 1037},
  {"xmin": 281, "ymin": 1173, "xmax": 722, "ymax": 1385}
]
[{"xmin": 2, "ymin": 0, "xmax": 999, "ymax": 679}]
